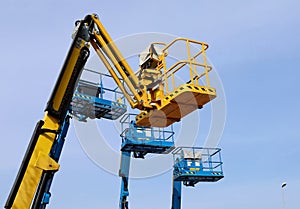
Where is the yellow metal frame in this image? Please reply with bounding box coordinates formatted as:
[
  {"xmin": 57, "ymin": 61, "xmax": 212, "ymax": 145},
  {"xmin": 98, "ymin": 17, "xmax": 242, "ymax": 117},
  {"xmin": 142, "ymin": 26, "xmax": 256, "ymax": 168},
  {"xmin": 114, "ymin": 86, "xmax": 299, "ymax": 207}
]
[
  {"xmin": 11, "ymin": 114, "xmax": 60, "ymax": 208},
  {"xmin": 90, "ymin": 15, "xmax": 150, "ymax": 109},
  {"xmin": 135, "ymin": 38, "xmax": 216, "ymax": 127},
  {"xmin": 8, "ymin": 23, "xmax": 89, "ymax": 208},
  {"xmin": 89, "ymin": 15, "xmax": 216, "ymax": 125},
  {"xmin": 159, "ymin": 38, "xmax": 212, "ymax": 94}
]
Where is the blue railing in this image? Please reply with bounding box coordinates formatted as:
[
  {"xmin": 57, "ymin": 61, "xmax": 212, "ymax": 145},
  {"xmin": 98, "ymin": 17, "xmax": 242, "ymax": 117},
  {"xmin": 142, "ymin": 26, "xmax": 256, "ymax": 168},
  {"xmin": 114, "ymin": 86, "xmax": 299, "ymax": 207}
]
[
  {"xmin": 120, "ymin": 113, "xmax": 174, "ymax": 143},
  {"xmin": 71, "ymin": 68, "xmax": 127, "ymax": 121},
  {"xmin": 172, "ymin": 147, "xmax": 223, "ymax": 174}
]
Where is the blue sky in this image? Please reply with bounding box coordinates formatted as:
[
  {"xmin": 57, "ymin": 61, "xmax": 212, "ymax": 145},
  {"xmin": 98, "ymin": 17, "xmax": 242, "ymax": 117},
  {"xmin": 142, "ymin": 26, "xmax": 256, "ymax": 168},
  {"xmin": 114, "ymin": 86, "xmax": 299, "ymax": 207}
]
[{"xmin": 1, "ymin": 1, "xmax": 300, "ymax": 209}]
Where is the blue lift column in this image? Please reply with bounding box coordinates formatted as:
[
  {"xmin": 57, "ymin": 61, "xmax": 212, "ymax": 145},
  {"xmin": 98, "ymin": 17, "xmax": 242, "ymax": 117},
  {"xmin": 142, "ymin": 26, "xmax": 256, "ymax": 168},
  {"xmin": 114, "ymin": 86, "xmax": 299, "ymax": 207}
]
[
  {"xmin": 171, "ymin": 147, "xmax": 224, "ymax": 209},
  {"xmin": 118, "ymin": 113, "xmax": 175, "ymax": 208},
  {"xmin": 172, "ymin": 179, "xmax": 182, "ymax": 209},
  {"xmin": 119, "ymin": 151, "xmax": 131, "ymax": 209}
]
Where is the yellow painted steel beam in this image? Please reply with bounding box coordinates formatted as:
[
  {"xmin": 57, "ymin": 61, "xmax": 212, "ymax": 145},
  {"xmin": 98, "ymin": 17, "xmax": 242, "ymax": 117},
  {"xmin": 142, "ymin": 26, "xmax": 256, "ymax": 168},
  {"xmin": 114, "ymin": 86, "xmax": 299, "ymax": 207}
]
[
  {"xmin": 91, "ymin": 15, "xmax": 137, "ymax": 79},
  {"xmin": 6, "ymin": 19, "xmax": 90, "ymax": 208},
  {"xmin": 45, "ymin": 23, "xmax": 90, "ymax": 121},
  {"xmin": 90, "ymin": 40, "xmax": 137, "ymax": 108},
  {"xmin": 90, "ymin": 15, "xmax": 149, "ymax": 107},
  {"xmin": 51, "ymin": 43, "xmax": 84, "ymax": 111},
  {"xmin": 54, "ymin": 59, "xmax": 77, "ymax": 112},
  {"xmin": 91, "ymin": 34, "xmax": 143, "ymax": 104},
  {"xmin": 10, "ymin": 113, "xmax": 59, "ymax": 209}
]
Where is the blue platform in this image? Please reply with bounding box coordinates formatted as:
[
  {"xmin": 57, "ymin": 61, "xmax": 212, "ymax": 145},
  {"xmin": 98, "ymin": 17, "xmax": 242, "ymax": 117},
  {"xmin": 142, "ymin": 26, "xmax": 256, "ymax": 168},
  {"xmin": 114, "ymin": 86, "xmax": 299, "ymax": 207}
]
[
  {"xmin": 172, "ymin": 147, "xmax": 224, "ymax": 186},
  {"xmin": 71, "ymin": 70, "xmax": 127, "ymax": 121},
  {"xmin": 120, "ymin": 114, "xmax": 174, "ymax": 157}
]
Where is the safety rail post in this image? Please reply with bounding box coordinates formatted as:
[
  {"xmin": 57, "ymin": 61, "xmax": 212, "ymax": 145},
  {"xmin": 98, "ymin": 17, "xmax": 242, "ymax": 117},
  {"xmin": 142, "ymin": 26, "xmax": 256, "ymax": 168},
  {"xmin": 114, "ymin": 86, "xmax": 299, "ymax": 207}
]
[
  {"xmin": 171, "ymin": 74, "xmax": 175, "ymax": 91},
  {"xmin": 186, "ymin": 40, "xmax": 194, "ymax": 85},
  {"xmin": 208, "ymin": 149, "xmax": 213, "ymax": 172},
  {"xmin": 113, "ymin": 86, "xmax": 117, "ymax": 102},
  {"xmin": 159, "ymin": 38, "xmax": 212, "ymax": 92},
  {"xmin": 192, "ymin": 56, "xmax": 199, "ymax": 86},
  {"xmin": 218, "ymin": 149, "xmax": 223, "ymax": 172},
  {"xmin": 162, "ymin": 55, "xmax": 169, "ymax": 94},
  {"xmin": 202, "ymin": 43, "xmax": 210, "ymax": 87}
]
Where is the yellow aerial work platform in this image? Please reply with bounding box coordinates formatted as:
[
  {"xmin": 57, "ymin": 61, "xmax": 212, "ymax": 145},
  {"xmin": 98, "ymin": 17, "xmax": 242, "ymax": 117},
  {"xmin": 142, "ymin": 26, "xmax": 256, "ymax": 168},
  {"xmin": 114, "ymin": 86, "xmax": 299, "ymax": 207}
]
[
  {"xmin": 136, "ymin": 84, "xmax": 216, "ymax": 127},
  {"xmin": 86, "ymin": 15, "xmax": 216, "ymax": 128},
  {"xmin": 135, "ymin": 38, "xmax": 216, "ymax": 127}
]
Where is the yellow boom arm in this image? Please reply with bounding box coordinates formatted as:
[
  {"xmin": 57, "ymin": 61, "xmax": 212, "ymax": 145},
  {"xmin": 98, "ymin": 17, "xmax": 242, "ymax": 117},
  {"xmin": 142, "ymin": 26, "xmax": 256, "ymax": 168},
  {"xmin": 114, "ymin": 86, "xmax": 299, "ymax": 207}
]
[
  {"xmin": 5, "ymin": 13, "xmax": 216, "ymax": 208},
  {"xmin": 88, "ymin": 14, "xmax": 216, "ymax": 127},
  {"xmin": 5, "ymin": 17, "xmax": 90, "ymax": 209}
]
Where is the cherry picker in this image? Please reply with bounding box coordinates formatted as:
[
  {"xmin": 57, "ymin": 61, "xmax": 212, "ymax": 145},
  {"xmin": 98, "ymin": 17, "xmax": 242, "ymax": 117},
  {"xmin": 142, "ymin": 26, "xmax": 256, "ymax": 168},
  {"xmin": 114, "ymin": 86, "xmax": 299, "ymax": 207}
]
[
  {"xmin": 5, "ymin": 13, "xmax": 217, "ymax": 209},
  {"xmin": 171, "ymin": 147, "xmax": 224, "ymax": 209}
]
